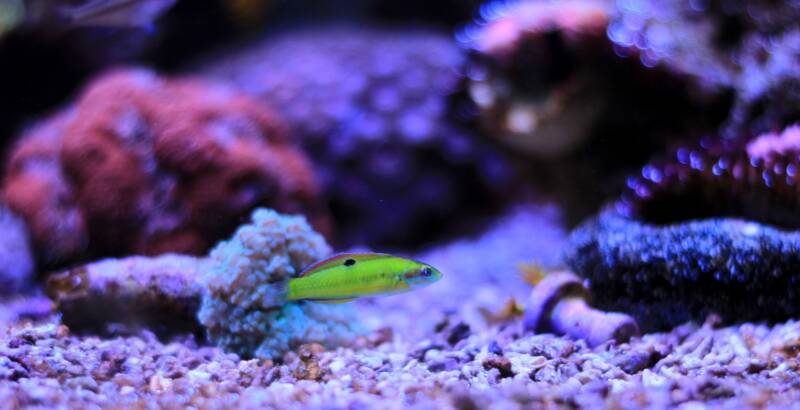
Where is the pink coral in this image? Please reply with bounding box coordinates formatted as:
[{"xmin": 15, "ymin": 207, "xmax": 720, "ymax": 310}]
[
  {"xmin": 475, "ymin": 0, "xmax": 609, "ymax": 61},
  {"xmin": 746, "ymin": 124, "xmax": 800, "ymax": 160}
]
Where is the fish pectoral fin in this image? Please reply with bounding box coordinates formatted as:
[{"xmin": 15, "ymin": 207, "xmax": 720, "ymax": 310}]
[{"xmin": 306, "ymin": 298, "xmax": 357, "ymax": 304}]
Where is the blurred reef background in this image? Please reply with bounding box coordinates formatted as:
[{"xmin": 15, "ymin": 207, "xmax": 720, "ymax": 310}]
[{"xmin": 2, "ymin": 0, "xmax": 800, "ymax": 408}]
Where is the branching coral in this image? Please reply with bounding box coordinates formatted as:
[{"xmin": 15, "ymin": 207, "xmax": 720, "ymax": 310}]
[
  {"xmin": 2, "ymin": 68, "xmax": 329, "ymax": 267},
  {"xmin": 197, "ymin": 208, "xmax": 364, "ymax": 359}
]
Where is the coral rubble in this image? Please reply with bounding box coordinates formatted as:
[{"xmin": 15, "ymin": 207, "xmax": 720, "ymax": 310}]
[
  {"xmin": 198, "ymin": 208, "xmax": 364, "ymax": 359},
  {"xmin": 523, "ymin": 270, "xmax": 639, "ymax": 347},
  {"xmin": 2, "ymin": 305, "xmax": 800, "ymax": 408},
  {"xmin": 2, "ymin": 68, "xmax": 328, "ymax": 267},
  {"xmin": 201, "ymin": 26, "xmax": 513, "ymax": 248},
  {"xmin": 46, "ymin": 254, "xmax": 210, "ymax": 338}
]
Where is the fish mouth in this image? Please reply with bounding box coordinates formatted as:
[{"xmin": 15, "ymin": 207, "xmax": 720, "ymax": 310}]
[
  {"xmin": 406, "ymin": 268, "xmax": 442, "ymax": 289},
  {"xmin": 425, "ymin": 268, "xmax": 443, "ymax": 285}
]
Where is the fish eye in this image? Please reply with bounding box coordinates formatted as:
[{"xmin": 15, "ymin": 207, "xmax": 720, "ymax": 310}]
[{"xmin": 420, "ymin": 267, "xmax": 433, "ymax": 277}]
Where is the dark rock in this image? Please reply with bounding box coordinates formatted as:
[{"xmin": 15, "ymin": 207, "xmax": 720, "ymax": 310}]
[
  {"xmin": 482, "ymin": 356, "xmax": 514, "ymax": 379},
  {"xmin": 567, "ymin": 207, "xmax": 800, "ymax": 331},
  {"xmin": 447, "ymin": 323, "xmax": 471, "ymax": 346},
  {"xmin": 487, "ymin": 341, "xmax": 503, "ymax": 356}
]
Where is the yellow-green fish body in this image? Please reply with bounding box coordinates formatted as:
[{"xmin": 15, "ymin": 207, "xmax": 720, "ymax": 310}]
[{"xmin": 286, "ymin": 253, "xmax": 442, "ymax": 303}]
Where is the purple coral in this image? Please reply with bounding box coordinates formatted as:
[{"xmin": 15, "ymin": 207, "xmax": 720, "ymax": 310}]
[
  {"xmin": 0, "ymin": 204, "xmax": 34, "ymax": 295},
  {"xmin": 201, "ymin": 26, "xmax": 513, "ymax": 248}
]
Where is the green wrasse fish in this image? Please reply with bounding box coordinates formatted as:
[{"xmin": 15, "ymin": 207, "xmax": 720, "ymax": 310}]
[{"xmin": 286, "ymin": 253, "xmax": 443, "ymax": 304}]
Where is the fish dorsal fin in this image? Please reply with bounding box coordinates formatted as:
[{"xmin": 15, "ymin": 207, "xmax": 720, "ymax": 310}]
[{"xmin": 297, "ymin": 252, "xmax": 392, "ymax": 277}]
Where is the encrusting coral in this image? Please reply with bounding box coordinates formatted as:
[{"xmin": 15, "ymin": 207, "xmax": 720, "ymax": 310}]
[
  {"xmin": 198, "ymin": 208, "xmax": 365, "ymax": 359},
  {"xmin": 567, "ymin": 125, "xmax": 800, "ymax": 331},
  {"xmin": 2, "ymin": 68, "xmax": 329, "ymax": 268}
]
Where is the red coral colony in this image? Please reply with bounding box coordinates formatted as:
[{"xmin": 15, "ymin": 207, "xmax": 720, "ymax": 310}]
[{"xmin": 2, "ymin": 69, "xmax": 329, "ymax": 266}]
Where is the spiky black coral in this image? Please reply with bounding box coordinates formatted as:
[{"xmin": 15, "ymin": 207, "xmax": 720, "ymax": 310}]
[{"xmin": 621, "ymin": 126, "xmax": 800, "ymax": 230}]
